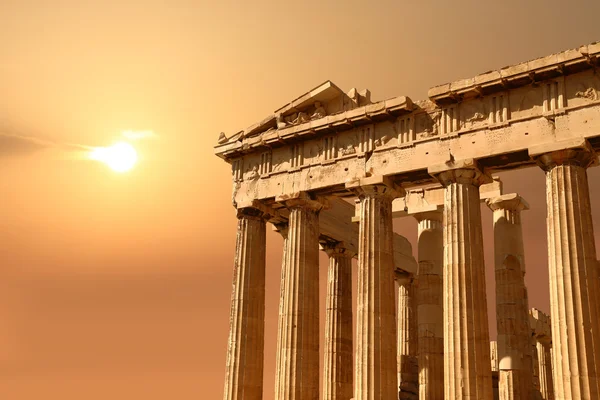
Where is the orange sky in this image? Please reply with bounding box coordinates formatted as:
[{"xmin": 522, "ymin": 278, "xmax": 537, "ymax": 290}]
[{"xmin": 1, "ymin": 1, "xmax": 600, "ymax": 399}]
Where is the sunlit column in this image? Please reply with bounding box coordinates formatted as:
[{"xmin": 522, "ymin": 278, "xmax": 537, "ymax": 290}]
[
  {"xmin": 414, "ymin": 211, "xmax": 444, "ymax": 400},
  {"xmin": 275, "ymin": 193, "xmax": 323, "ymax": 400},
  {"xmin": 322, "ymin": 242, "xmax": 354, "ymax": 400},
  {"xmin": 397, "ymin": 271, "xmax": 418, "ymax": 400},
  {"xmin": 347, "ymin": 176, "xmax": 403, "ymax": 400},
  {"xmin": 532, "ymin": 141, "xmax": 600, "ymax": 400},
  {"xmin": 536, "ymin": 337, "xmax": 555, "ymax": 400},
  {"xmin": 273, "ymin": 223, "xmax": 288, "ymax": 400},
  {"xmin": 486, "ymin": 194, "xmax": 534, "ymax": 400},
  {"xmin": 223, "ymin": 206, "xmax": 267, "ymax": 400},
  {"xmin": 429, "ymin": 160, "xmax": 494, "ymax": 400}
]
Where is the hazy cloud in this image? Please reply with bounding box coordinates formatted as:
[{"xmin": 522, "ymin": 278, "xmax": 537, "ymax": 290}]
[
  {"xmin": 0, "ymin": 132, "xmax": 51, "ymax": 157},
  {"xmin": 0, "ymin": 132, "xmax": 92, "ymax": 157},
  {"xmin": 0, "ymin": 129, "xmax": 156, "ymax": 159}
]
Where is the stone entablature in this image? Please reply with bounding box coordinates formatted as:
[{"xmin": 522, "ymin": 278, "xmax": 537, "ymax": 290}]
[{"xmin": 215, "ymin": 42, "xmax": 600, "ymax": 207}]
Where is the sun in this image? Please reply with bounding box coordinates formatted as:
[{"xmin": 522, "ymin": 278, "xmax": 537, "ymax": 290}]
[{"xmin": 89, "ymin": 141, "xmax": 138, "ymax": 173}]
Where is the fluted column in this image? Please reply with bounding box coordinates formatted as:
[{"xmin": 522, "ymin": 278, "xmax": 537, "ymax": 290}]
[
  {"xmin": 274, "ymin": 223, "xmax": 289, "ymax": 400},
  {"xmin": 492, "ymin": 341, "xmax": 500, "ymax": 400},
  {"xmin": 224, "ymin": 207, "xmax": 267, "ymax": 400},
  {"xmin": 397, "ymin": 272, "xmax": 418, "ymax": 400},
  {"xmin": 532, "ymin": 339, "xmax": 542, "ymax": 399},
  {"xmin": 487, "ymin": 194, "xmax": 534, "ymax": 400},
  {"xmin": 533, "ymin": 143, "xmax": 600, "ymax": 400},
  {"xmin": 275, "ymin": 193, "xmax": 323, "ymax": 400},
  {"xmin": 322, "ymin": 242, "xmax": 354, "ymax": 400},
  {"xmin": 414, "ymin": 211, "xmax": 444, "ymax": 400},
  {"xmin": 429, "ymin": 160, "xmax": 493, "ymax": 400},
  {"xmin": 536, "ymin": 338, "xmax": 555, "ymax": 400},
  {"xmin": 347, "ymin": 176, "xmax": 402, "ymax": 400}
]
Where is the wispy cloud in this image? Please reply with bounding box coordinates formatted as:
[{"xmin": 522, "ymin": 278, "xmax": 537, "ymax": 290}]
[
  {"xmin": 0, "ymin": 132, "xmax": 53, "ymax": 157},
  {"xmin": 0, "ymin": 131, "xmax": 92, "ymax": 158},
  {"xmin": 0, "ymin": 129, "xmax": 156, "ymax": 159}
]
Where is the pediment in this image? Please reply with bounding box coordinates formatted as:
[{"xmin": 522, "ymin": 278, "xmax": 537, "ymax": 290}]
[{"xmin": 220, "ymin": 81, "xmax": 372, "ymax": 144}]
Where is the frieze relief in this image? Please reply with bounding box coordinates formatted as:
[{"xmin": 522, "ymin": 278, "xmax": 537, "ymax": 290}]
[
  {"xmin": 374, "ymin": 134, "xmax": 390, "ymax": 148},
  {"xmin": 337, "ymin": 132, "xmax": 358, "ymax": 157},
  {"xmin": 271, "ymin": 148, "xmax": 289, "ymax": 174},
  {"xmin": 510, "ymin": 85, "xmax": 544, "ymax": 120},
  {"xmin": 276, "ymin": 100, "xmax": 328, "ymax": 129},
  {"xmin": 575, "ymin": 87, "xmax": 598, "ymax": 101},
  {"xmin": 373, "ymin": 121, "xmax": 396, "ymax": 149},
  {"xmin": 227, "ymin": 72, "xmax": 600, "ymax": 191},
  {"xmin": 305, "ymin": 141, "xmax": 323, "ymax": 165},
  {"xmin": 563, "ymin": 70, "xmax": 600, "ymax": 110},
  {"xmin": 415, "ymin": 111, "xmax": 441, "ymax": 140},
  {"xmin": 460, "ymin": 99, "xmax": 487, "ymax": 130},
  {"xmin": 246, "ymin": 164, "xmax": 260, "ymax": 181},
  {"xmin": 340, "ymin": 143, "xmax": 357, "ymax": 156}
]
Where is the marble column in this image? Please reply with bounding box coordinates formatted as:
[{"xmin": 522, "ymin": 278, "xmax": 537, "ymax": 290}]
[
  {"xmin": 491, "ymin": 341, "xmax": 499, "ymax": 373},
  {"xmin": 534, "ymin": 143, "xmax": 600, "ymax": 400},
  {"xmin": 536, "ymin": 338, "xmax": 555, "ymax": 400},
  {"xmin": 491, "ymin": 341, "xmax": 500, "ymax": 400},
  {"xmin": 322, "ymin": 242, "xmax": 354, "ymax": 400},
  {"xmin": 429, "ymin": 160, "xmax": 493, "ymax": 400},
  {"xmin": 275, "ymin": 193, "xmax": 323, "ymax": 400},
  {"xmin": 224, "ymin": 207, "xmax": 267, "ymax": 400},
  {"xmin": 348, "ymin": 177, "xmax": 402, "ymax": 400},
  {"xmin": 414, "ymin": 211, "xmax": 444, "ymax": 400},
  {"xmin": 397, "ymin": 271, "xmax": 418, "ymax": 400},
  {"xmin": 273, "ymin": 223, "xmax": 289, "ymax": 400},
  {"xmin": 532, "ymin": 340, "xmax": 541, "ymax": 395},
  {"xmin": 487, "ymin": 194, "xmax": 534, "ymax": 400}
]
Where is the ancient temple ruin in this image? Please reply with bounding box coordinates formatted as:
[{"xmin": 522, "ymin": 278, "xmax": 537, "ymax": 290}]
[{"xmin": 215, "ymin": 41, "xmax": 600, "ymax": 399}]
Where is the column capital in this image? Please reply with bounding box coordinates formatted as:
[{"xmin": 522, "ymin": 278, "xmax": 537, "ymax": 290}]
[
  {"xmin": 534, "ymin": 334, "xmax": 552, "ymax": 346},
  {"xmin": 395, "ymin": 270, "xmax": 414, "ymax": 285},
  {"xmin": 529, "ymin": 138, "xmax": 598, "ymax": 171},
  {"xmin": 275, "ymin": 191, "xmax": 327, "ymax": 211},
  {"xmin": 428, "ymin": 158, "xmax": 492, "ymax": 187},
  {"xmin": 413, "ymin": 209, "xmax": 443, "ymax": 223},
  {"xmin": 273, "ymin": 222, "xmax": 289, "ymax": 238},
  {"xmin": 236, "ymin": 206, "xmax": 267, "ymax": 221},
  {"xmin": 320, "ymin": 241, "xmax": 356, "ymax": 258},
  {"xmin": 236, "ymin": 199, "xmax": 279, "ymax": 220},
  {"xmin": 486, "ymin": 193, "xmax": 529, "ymax": 212},
  {"xmin": 345, "ymin": 175, "xmax": 405, "ymax": 199}
]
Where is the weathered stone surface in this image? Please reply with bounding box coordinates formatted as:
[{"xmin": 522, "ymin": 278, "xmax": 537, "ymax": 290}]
[
  {"xmin": 533, "ymin": 143, "xmax": 600, "ymax": 400},
  {"xmin": 530, "ymin": 308, "xmax": 554, "ymax": 400},
  {"xmin": 491, "ymin": 341, "xmax": 499, "ymax": 372},
  {"xmin": 275, "ymin": 194, "xmax": 323, "ymax": 400},
  {"xmin": 350, "ymin": 180, "xmax": 399, "ymax": 400},
  {"xmin": 357, "ymin": 176, "xmax": 502, "ymax": 219},
  {"xmin": 216, "ymin": 41, "xmax": 600, "ymax": 400},
  {"xmin": 224, "ymin": 208, "xmax": 267, "ymax": 400},
  {"xmin": 487, "ymin": 193, "xmax": 534, "ymax": 400},
  {"xmin": 430, "ymin": 161, "xmax": 493, "ymax": 400},
  {"xmin": 218, "ymin": 42, "xmax": 600, "ymax": 210},
  {"xmin": 322, "ymin": 242, "xmax": 354, "ymax": 400},
  {"xmin": 396, "ymin": 271, "xmax": 418, "ymax": 400},
  {"xmin": 414, "ymin": 211, "xmax": 444, "ymax": 400},
  {"xmin": 272, "ymin": 196, "xmax": 418, "ymax": 274}
]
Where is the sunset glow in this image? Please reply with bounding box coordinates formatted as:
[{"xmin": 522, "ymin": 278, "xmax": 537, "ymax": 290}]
[{"xmin": 89, "ymin": 142, "xmax": 138, "ymax": 172}]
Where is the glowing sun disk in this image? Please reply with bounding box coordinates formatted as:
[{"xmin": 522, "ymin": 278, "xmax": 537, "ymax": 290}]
[{"xmin": 90, "ymin": 142, "xmax": 138, "ymax": 172}]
